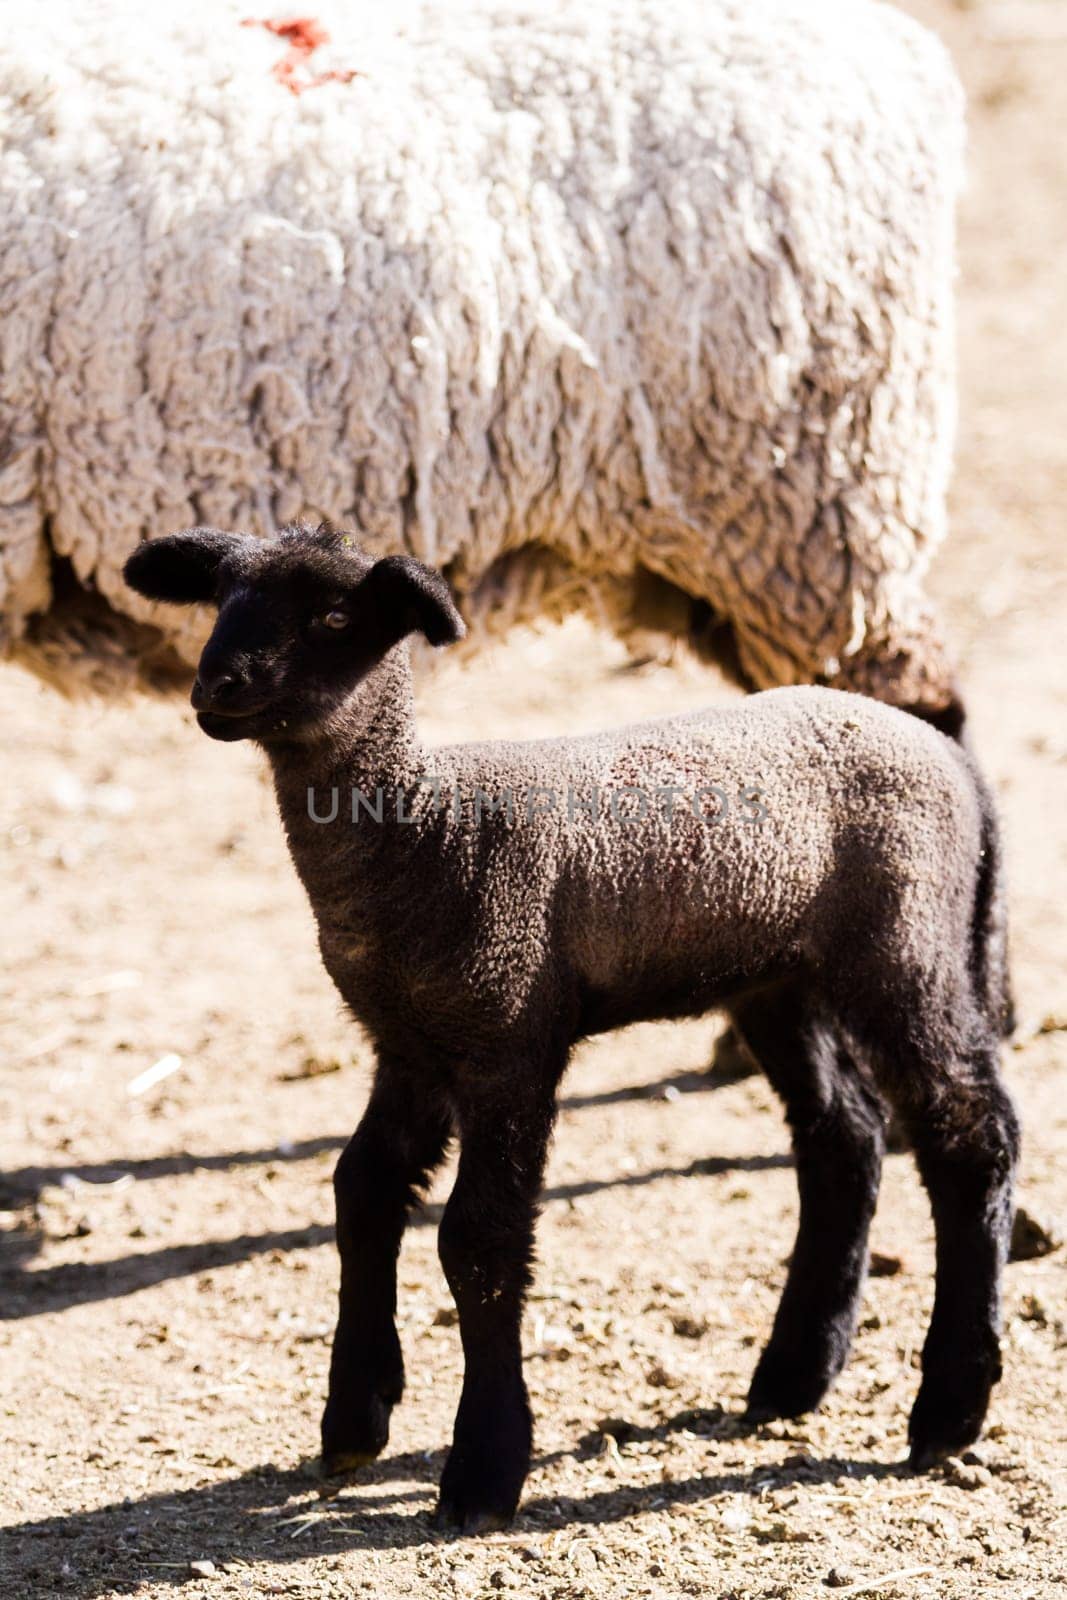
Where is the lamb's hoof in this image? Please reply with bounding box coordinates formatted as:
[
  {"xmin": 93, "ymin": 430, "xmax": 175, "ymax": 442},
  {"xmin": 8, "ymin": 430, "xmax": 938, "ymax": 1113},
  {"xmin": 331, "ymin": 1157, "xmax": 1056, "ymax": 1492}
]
[
  {"xmin": 906, "ymin": 1437, "xmax": 954, "ymax": 1473},
  {"xmin": 742, "ymin": 1398, "xmax": 783, "ymax": 1426},
  {"xmin": 321, "ymin": 1449, "xmax": 379, "ymax": 1478},
  {"xmin": 907, "ymin": 1412, "xmax": 989, "ymax": 1473},
  {"xmin": 745, "ymin": 1354, "xmax": 832, "ymax": 1423},
  {"xmin": 907, "ymin": 1398, "xmax": 988, "ymax": 1473},
  {"xmin": 321, "ymin": 1385, "xmax": 397, "ymax": 1472},
  {"xmin": 433, "ymin": 1451, "xmax": 523, "ymax": 1536},
  {"xmin": 432, "ymin": 1497, "xmax": 515, "ymax": 1536},
  {"xmin": 907, "ymin": 1356, "xmax": 997, "ymax": 1471}
]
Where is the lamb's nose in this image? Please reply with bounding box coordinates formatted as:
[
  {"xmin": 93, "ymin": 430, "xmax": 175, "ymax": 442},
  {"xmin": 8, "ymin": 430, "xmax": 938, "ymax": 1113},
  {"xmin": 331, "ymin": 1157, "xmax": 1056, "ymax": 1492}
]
[{"xmin": 192, "ymin": 667, "xmax": 247, "ymax": 710}]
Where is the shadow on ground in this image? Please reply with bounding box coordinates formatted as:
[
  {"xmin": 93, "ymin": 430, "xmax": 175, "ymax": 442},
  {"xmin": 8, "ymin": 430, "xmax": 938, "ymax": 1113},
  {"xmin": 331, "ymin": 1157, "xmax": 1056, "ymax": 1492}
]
[
  {"xmin": 0, "ymin": 1062, "xmax": 737, "ymax": 1206},
  {"xmin": 2, "ymin": 1415, "xmax": 905, "ymax": 1598},
  {"xmin": 0, "ymin": 1140, "xmax": 790, "ymax": 1320}
]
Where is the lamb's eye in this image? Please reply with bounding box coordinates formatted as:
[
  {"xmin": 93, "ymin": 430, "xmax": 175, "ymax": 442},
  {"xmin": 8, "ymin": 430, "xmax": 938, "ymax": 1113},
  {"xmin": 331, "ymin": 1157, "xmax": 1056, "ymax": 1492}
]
[{"xmin": 319, "ymin": 609, "xmax": 350, "ymax": 631}]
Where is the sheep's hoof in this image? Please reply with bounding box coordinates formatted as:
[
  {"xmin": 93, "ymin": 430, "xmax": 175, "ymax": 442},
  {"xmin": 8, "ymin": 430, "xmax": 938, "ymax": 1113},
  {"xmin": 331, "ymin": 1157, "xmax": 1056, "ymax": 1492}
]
[
  {"xmin": 907, "ymin": 1399, "xmax": 988, "ymax": 1473},
  {"xmin": 743, "ymin": 1388, "xmax": 825, "ymax": 1423},
  {"xmin": 431, "ymin": 1498, "xmax": 514, "ymax": 1536},
  {"xmin": 433, "ymin": 1451, "xmax": 523, "ymax": 1535},
  {"xmin": 745, "ymin": 1355, "xmax": 832, "ymax": 1423},
  {"xmin": 906, "ymin": 1438, "xmax": 954, "ymax": 1473},
  {"xmin": 742, "ymin": 1398, "xmax": 785, "ymax": 1426},
  {"xmin": 320, "ymin": 1449, "xmax": 379, "ymax": 1477},
  {"xmin": 321, "ymin": 1381, "xmax": 398, "ymax": 1470},
  {"xmin": 907, "ymin": 1353, "xmax": 997, "ymax": 1471},
  {"xmin": 907, "ymin": 1420, "xmax": 987, "ymax": 1473}
]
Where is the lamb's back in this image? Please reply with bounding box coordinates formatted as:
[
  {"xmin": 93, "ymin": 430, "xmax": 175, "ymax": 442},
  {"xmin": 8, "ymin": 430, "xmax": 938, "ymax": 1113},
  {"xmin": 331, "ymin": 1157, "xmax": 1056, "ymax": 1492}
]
[{"xmin": 440, "ymin": 686, "xmax": 979, "ymax": 986}]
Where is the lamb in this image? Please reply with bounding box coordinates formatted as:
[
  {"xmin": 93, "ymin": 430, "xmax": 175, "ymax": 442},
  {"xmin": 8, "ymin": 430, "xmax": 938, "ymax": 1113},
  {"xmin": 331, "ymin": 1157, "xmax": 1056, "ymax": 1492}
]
[
  {"xmin": 123, "ymin": 522, "xmax": 1020, "ymax": 1533},
  {"xmin": 6, "ymin": 0, "xmax": 962, "ymax": 721}
]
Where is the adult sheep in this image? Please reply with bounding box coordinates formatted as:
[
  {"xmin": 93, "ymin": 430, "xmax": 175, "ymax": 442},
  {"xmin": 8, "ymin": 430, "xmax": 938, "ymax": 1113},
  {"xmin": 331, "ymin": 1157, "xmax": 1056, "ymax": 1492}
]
[{"xmin": 1, "ymin": 0, "xmax": 963, "ymax": 718}]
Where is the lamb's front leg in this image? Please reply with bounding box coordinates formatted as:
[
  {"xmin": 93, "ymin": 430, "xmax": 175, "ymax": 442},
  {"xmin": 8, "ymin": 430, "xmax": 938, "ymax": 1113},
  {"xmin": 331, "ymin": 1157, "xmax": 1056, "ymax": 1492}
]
[
  {"xmin": 434, "ymin": 1089, "xmax": 556, "ymax": 1533},
  {"xmin": 322, "ymin": 1066, "xmax": 451, "ymax": 1474}
]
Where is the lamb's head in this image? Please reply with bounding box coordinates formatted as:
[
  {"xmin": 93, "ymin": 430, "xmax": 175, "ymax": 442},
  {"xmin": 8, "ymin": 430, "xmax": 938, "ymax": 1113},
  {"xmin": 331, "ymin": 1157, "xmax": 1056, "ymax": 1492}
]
[{"xmin": 123, "ymin": 524, "xmax": 465, "ymax": 744}]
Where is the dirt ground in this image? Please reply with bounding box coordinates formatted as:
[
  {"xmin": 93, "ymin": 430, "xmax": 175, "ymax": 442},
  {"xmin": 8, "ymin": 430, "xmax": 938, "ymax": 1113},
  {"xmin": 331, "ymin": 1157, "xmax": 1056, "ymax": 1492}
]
[{"xmin": 2, "ymin": 3, "xmax": 1066, "ymax": 1597}]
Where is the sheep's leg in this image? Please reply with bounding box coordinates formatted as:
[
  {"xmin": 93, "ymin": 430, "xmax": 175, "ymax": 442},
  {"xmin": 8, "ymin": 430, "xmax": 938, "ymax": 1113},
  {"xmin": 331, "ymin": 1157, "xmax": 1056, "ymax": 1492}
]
[
  {"xmin": 707, "ymin": 1022, "xmax": 760, "ymax": 1082},
  {"xmin": 321, "ymin": 1070, "xmax": 451, "ymax": 1474},
  {"xmin": 730, "ymin": 989, "xmax": 887, "ymax": 1422},
  {"xmin": 900, "ymin": 1061, "xmax": 1019, "ymax": 1468},
  {"xmin": 434, "ymin": 1090, "xmax": 556, "ymax": 1534}
]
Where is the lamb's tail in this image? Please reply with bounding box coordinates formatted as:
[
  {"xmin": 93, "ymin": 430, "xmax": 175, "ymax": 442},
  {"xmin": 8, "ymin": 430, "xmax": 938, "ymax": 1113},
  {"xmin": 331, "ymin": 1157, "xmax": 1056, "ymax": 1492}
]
[
  {"xmin": 968, "ymin": 768, "xmax": 1016, "ymax": 1040},
  {"xmin": 899, "ymin": 693, "xmax": 1014, "ymax": 1039}
]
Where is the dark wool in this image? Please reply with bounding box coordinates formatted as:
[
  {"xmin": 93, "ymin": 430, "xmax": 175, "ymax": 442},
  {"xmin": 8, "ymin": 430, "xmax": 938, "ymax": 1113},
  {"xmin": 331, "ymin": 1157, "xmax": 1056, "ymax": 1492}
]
[{"xmin": 125, "ymin": 524, "xmax": 1020, "ymax": 1533}]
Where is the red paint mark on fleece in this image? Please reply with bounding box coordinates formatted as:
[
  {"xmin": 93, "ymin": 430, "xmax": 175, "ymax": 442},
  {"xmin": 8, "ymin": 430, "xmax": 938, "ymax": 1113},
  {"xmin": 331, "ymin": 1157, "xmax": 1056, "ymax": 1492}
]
[{"xmin": 242, "ymin": 16, "xmax": 363, "ymax": 95}]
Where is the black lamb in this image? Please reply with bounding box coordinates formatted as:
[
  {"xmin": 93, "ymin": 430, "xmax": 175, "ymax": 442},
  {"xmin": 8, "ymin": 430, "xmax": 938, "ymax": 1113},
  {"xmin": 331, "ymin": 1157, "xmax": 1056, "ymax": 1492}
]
[{"xmin": 124, "ymin": 523, "xmax": 1020, "ymax": 1533}]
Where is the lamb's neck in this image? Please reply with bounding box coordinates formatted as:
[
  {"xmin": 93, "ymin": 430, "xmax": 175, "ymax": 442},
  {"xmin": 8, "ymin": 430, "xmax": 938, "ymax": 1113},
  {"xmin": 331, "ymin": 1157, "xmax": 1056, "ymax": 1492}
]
[{"xmin": 269, "ymin": 652, "xmax": 428, "ymax": 800}]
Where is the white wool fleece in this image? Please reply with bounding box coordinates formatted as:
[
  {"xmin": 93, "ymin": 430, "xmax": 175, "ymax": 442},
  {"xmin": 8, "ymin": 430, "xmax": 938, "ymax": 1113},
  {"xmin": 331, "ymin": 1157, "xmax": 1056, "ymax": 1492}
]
[{"xmin": 0, "ymin": 0, "xmax": 963, "ymax": 701}]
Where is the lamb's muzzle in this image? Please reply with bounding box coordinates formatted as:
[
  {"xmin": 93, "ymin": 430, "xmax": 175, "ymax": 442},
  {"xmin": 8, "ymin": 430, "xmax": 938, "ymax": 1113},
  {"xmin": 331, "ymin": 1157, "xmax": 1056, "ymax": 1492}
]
[{"xmin": 123, "ymin": 523, "xmax": 1020, "ymax": 1533}]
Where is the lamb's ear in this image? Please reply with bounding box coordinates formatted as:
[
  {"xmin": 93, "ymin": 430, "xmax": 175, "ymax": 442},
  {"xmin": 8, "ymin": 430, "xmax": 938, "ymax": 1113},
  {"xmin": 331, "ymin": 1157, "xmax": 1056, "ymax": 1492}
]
[
  {"xmin": 361, "ymin": 555, "xmax": 466, "ymax": 647},
  {"xmin": 123, "ymin": 529, "xmax": 246, "ymax": 606}
]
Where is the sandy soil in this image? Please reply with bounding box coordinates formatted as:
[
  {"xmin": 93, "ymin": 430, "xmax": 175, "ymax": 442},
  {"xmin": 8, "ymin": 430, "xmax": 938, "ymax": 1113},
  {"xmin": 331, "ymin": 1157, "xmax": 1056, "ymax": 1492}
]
[{"xmin": 2, "ymin": 3, "xmax": 1066, "ymax": 1596}]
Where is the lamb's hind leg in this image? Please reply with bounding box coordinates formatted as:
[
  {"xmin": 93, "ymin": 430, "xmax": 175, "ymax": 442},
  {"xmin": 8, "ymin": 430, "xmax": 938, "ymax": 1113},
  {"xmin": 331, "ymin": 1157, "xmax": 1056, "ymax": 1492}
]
[
  {"xmin": 729, "ymin": 986, "xmax": 887, "ymax": 1422},
  {"xmin": 322, "ymin": 1063, "xmax": 452, "ymax": 1473},
  {"xmin": 897, "ymin": 1049, "xmax": 1020, "ymax": 1467}
]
